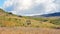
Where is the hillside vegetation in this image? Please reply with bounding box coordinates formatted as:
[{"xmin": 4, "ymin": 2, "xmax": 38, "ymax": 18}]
[{"xmin": 0, "ymin": 9, "xmax": 60, "ymax": 28}]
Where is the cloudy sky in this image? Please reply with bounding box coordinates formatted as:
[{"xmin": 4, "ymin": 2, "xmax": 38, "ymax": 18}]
[{"xmin": 0, "ymin": 0, "xmax": 60, "ymax": 16}]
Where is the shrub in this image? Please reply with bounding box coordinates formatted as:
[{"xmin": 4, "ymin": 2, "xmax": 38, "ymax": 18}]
[
  {"xmin": 49, "ymin": 19, "xmax": 60, "ymax": 25},
  {"xmin": 0, "ymin": 23, "xmax": 5, "ymax": 27},
  {"xmin": 18, "ymin": 15, "xmax": 22, "ymax": 17},
  {"xmin": 8, "ymin": 12, "xmax": 12, "ymax": 14},
  {"xmin": 52, "ymin": 26, "xmax": 60, "ymax": 29},
  {"xmin": 26, "ymin": 20, "xmax": 31, "ymax": 25},
  {"xmin": 41, "ymin": 20, "xmax": 48, "ymax": 22}
]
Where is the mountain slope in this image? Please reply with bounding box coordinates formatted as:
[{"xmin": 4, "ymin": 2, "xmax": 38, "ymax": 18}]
[
  {"xmin": 32, "ymin": 12, "xmax": 60, "ymax": 18},
  {"xmin": 41, "ymin": 12, "xmax": 60, "ymax": 17},
  {"xmin": 0, "ymin": 9, "xmax": 59, "ymax": 28}
]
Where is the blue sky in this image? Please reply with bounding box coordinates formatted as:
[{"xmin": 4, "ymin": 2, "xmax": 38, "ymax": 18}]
[
  {"xmin": 0, "ymin": 0, "xmax": 5, "ymax": 7},
  {"xmin": 0, "ymin": 0, "xmax": 60, "ymax": 16}
]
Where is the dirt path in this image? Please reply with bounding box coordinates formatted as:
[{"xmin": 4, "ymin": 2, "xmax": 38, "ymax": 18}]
[{"xmin": 0, "ymin": 27, "xmax": 60, "ymax": 34}]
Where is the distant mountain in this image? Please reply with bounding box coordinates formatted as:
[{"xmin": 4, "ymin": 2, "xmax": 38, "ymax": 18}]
[
  {"xmin": 41, "ymin": 12, "xmax": 60, "ymax": 17},
  {"xmin": 32, "ymin": 12, "xmax": 60, "ymax": 17}
]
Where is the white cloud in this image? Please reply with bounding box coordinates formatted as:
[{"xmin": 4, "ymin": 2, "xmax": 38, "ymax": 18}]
[
  {"xmin": 3, "ymin": 0, "xmax": 33, "ymax": 10},
  {"xmin": 3, "ymin": 0, "xmax": 60, "ymax": 16},
  {"xmin": 45, "ymin": 3, "xmax": 57, "ymax": 13},
  {"xmin": 0, "ymin": 7, "xmax": 2, "ymax": 8},
  {"xmin": 3, "ymin": 0, "xmax": 14, "ymax": 8},
  {"xmin": 20, "ymin": 0, "xmax": 32, "ymax": 9}
]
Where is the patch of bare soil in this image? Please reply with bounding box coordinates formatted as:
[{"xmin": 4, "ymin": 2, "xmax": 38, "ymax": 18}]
[{"xmin": 0, "ymin": 27, "xmax": 60, "ymax": 34}]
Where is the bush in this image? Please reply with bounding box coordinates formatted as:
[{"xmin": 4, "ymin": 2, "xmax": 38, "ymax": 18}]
[
  {"xmin": 41, "ymin": 20, "xmax": 48, "ymax": 22},
  {"xmin": 26, "ymin": 20, "xmax": 31, "ymax": 25},
  {"xmin": 18, "ymin": 15, "xmax": 22, "ymax": 17},
  {"xmin": 8, "ymin": 12, "xmax": 12, "ymax": 14},
  {"xmin": 0, "ymin": 23, "xmax": 5, "ymax": 27},
  {"xmin": 52, "ymin": 26, "xmax": 60, "ymax": 29},
  {"xmin": 49, "ymin": 19, "xmax": 60, "ymax": 25}
]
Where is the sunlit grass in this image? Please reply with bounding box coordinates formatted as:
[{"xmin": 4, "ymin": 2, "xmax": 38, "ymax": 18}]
[{"xmin": 0, "ymin": 9, "xmax": 60, "ymax": 29}]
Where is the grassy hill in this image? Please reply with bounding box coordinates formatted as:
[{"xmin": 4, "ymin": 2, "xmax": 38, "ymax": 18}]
[{"xmin": 0, "ymin": 9, "xmax": 60, "ymax": 28}]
